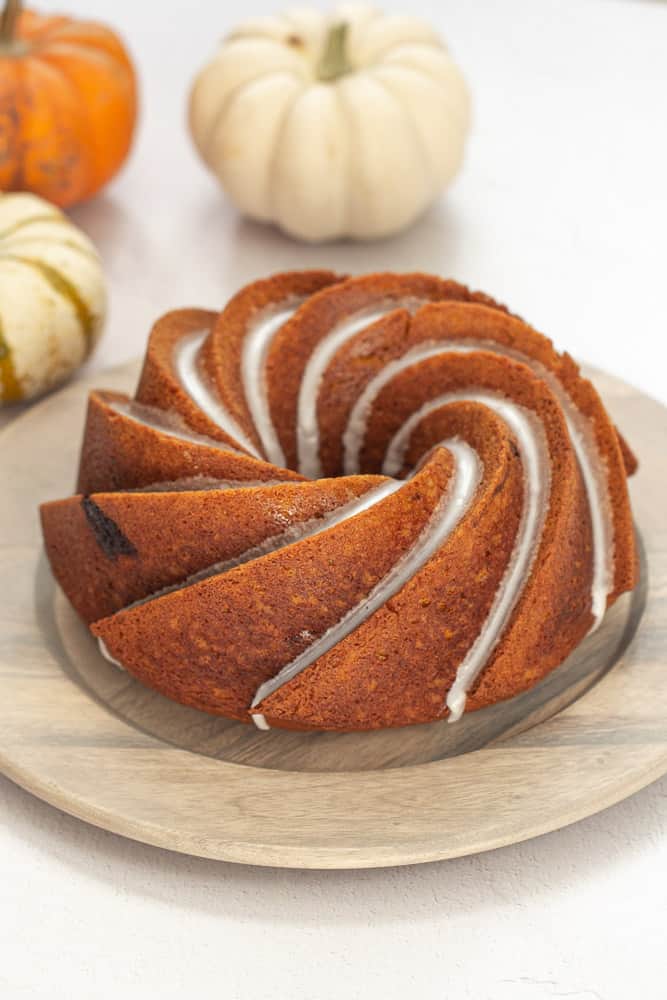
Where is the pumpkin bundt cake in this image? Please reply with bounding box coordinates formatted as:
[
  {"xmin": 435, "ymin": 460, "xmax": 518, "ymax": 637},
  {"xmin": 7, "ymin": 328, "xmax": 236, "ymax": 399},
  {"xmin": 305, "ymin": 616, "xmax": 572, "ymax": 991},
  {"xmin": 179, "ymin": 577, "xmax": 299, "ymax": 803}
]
[{"xmin": 40, "ymin": 271, "xmax": 639, "ymax": 731}]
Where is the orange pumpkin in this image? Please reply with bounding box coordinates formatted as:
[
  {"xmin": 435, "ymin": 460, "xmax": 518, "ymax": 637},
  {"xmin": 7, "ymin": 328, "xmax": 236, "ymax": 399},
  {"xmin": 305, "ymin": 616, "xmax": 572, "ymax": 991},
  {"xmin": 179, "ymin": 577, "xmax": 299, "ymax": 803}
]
[{"xmin": 0, "ymin": 0, "xmax": 137, "ymax": 207}]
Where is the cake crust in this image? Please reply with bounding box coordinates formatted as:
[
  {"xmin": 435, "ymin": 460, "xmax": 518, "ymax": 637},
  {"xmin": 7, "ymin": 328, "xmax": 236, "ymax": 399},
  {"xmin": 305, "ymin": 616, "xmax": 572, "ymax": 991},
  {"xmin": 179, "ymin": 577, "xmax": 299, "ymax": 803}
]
[{"xmin": 41, "ymin": 271, "xmax": 639, "ymax": 732}]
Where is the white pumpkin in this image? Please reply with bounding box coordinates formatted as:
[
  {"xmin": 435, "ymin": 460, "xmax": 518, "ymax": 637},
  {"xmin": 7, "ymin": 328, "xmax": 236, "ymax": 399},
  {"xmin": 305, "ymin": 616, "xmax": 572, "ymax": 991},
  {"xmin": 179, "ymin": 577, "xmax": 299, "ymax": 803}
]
[
  {"xmin": 0, "ymin": 193, "xmax": 106, "ymax": 405},
  {"xmin": 189, "ymin": 4, "xmax": 470, "ymax": 242}
]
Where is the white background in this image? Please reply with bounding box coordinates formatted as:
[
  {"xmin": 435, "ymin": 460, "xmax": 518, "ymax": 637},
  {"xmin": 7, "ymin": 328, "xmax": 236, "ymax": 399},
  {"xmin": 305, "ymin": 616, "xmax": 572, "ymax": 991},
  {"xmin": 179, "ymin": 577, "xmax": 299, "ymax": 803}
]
[{"xmin": 2, "ymin": 1, "xmax": 667, "ymax": 997}]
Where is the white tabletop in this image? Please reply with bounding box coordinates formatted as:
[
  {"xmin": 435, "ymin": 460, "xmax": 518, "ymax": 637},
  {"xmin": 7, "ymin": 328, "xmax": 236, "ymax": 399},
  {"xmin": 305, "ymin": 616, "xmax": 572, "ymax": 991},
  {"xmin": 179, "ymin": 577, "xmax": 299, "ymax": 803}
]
[{"xmin": 2, "ymin": 1, "xmax": 666, "ymax": 997}]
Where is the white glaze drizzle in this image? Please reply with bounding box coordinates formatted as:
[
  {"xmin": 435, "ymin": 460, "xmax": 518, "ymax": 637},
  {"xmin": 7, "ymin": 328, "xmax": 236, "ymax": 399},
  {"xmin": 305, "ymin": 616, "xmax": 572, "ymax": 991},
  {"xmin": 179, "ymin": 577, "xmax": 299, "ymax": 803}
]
[
  {"xmin": 241, "ymin": 302, "xmax": 301, "ymax": 466},
  {"xmin": 250, "ymin": 440, "xmax": 481, "ymax": 727},
  {"xmin": 98, "ymin": 637, "xmax": 123, "ymax": 669},
  {"xmin": 109, "ymin": 398, "xmax": 244, "ymax": 455},
  {"xmin": 297, "ymin": 299, "xmax": 424, "ymax": 479},
  {"xmin": 531, "ymin": 371, "xmax": 612, "ymax": 630},
  {"xmin": 173, "ymin": 330, "xmax": 262, "ymax": 458},
  {"xmin": 344, "ymin": 342, "xmax": 474, "ymax": 475},
  {"xmin": 383, "ymin": 391, "xmax": 550, "ymax": 723},
  {"xmin": 343, "ymin": 338, "xmax": 613, "ymax": 631}
]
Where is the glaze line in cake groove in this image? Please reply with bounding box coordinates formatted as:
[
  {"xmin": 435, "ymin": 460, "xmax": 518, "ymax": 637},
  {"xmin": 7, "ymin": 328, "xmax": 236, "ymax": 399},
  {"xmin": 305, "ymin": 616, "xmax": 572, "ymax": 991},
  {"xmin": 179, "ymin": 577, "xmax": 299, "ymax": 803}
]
[
  {"xmin": 109, "ymin": 398, "xmax": 245, "ymax": 455},
  {"xmin": 345, "ymin": 337, "xmax": 613, "ymax": 631},
  {"xmin": 241, "ymin": 301, "xmax": 302, "ymax": 466},
  {"xmin": 174, "ymin": 330, "xmax": 262, "ymax": 458},
  {"xmin": 383, "ymin": 391, "xmax": 550, "ymax": 721},
  {"xmin": 251, "ymin": 438, "xmax": 482, "ymax": 728},
  {"xmin": 296, "ymin": 298, "xmax": 427, "ymax": 479}
]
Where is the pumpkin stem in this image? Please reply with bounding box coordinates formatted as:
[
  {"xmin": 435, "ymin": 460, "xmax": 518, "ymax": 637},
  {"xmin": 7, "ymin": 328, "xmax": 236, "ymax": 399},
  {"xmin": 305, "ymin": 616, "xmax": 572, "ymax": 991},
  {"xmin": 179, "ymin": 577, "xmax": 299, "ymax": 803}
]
[
  {"xmin": 317, "ymin": 22, "xmax": 353, "ymax": 82},
  {"xmin": 0, "ymin": 0, "xmax": 22, "ymax": 46}
]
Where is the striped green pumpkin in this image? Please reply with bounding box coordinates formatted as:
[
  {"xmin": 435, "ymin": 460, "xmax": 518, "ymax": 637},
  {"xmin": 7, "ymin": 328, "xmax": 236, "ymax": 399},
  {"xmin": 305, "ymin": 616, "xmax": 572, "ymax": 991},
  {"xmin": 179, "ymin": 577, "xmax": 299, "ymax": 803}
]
[{"xmin": 0, "ymin": 192, "xmax": 107, "ymax": 404}]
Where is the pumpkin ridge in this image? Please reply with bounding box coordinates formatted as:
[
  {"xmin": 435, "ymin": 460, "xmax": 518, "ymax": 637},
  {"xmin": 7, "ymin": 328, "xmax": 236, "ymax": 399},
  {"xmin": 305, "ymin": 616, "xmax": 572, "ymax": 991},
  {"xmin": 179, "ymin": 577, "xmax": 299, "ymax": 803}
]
[
  {"xmin": 17, "ymin": 54, "xmax": 90, "ymax": 202},
  {"xmin": 360, "ymin": 33, "xmax": 444, "ymax": 67},
  {"xmin": 46, "ymin": 21, "xmax": 124, "ymax": 40},
  {"xmin": 39, "ymin": 40, "xmax": 127, "ymax": 74},
  {"xmin": 333, "ymin": 84, "xmax": 353, "ymax": 235},
  {"xmin": 25, "ymin": 19, "xmax": 133, "ymax": 75},
  {"xmin": 0, "ymin": 315, "xmax": 22, "ymax": 402},
  {"xmin": 379, "ymin": 43, "xmax": 458, "ymax": 73},
  {"xmin": 265, "ymin": 85, "xmax": 308, "ymax": 221},
  {"xmin": 201, "ymin": 69, "xmax": 302, "ymax": 168},
  {"xmin": 367, "ymin": 71, "xmax": 438, "ymax": 192},
  {"xmin": 18, "ymin": 14, "xmax": 71, "ymax": 44},
  {"xmin": 373, "ymin": 59, "xmax": 469, "ymax": 130},
  {"xmin": 0, "ymin": 213, "xmax": 65, "ymax": 241},
  {"xmin": 6, "ymin": 253, "xmax": 96, "ymax": 351},
  {"xmin": 3, "ymin": 234, "xmax": 99, "ymax": 260},
  {"xmin": 334, "ymin": 79, "xmax": 369, "ymax": 240},
  {"xmin": 29, "ymin": 49, "xmax": 94, "ymax": 194},
  {"xmin": 6, "ymin": 58, "xmax": 26, "ymax": 191}
]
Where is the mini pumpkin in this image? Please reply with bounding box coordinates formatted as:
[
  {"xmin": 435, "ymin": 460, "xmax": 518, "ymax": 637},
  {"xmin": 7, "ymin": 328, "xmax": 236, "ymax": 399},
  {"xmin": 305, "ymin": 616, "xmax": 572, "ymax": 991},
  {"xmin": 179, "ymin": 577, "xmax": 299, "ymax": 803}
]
[
  {"xmin": 189, "ymin": 4, "xmax": 470, "ymax": 242},
  {"xmin": 0, "ymin": 0, "xmax": 137, "ymax": 207},
  {"xmin": 0, "ymin": 192, "xmax": 106, "ymax": 404}
]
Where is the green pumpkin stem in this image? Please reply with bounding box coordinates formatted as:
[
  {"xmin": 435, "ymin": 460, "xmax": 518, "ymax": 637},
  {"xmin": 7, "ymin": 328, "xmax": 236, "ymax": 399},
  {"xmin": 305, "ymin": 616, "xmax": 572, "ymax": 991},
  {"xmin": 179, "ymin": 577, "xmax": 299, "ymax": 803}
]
[
  {"xmin": 0, "ymin": 0, "xmax": 22, "ymax": 45},
  {"xmin": 317, "ymin": 22, "xmax": 353, "ymax": 82}
]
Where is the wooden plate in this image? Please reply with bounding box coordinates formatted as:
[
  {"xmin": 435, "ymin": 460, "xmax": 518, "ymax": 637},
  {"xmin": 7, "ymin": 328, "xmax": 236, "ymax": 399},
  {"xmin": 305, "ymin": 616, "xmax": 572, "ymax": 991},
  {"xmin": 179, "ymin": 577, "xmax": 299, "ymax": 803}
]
[{"xmin": 1, "ymin": 361, "xmax": 665, "ymax": 869}]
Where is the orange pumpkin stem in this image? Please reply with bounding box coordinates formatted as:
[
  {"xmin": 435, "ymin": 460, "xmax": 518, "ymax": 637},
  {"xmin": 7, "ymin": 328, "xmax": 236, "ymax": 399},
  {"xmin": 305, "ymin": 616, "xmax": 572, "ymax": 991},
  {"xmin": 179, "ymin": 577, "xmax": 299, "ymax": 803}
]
[{"xmin": 0, "ymin": 0, "xmax": 21, "ymax": 46}]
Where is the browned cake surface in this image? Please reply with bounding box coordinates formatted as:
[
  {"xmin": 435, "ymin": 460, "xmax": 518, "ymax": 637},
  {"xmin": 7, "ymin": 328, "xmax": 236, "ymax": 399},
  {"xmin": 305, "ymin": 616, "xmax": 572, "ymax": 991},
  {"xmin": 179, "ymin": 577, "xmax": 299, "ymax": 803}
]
[
  {"xmin": 256, "ymin": 358, "xmax": 594, "ymax": 730},
  {"xmin": 135, "ymin": 308, "xmax": 241, "ymax": 448},
  {"xmin": 265, "ymin": 273, "xmax": 510, "ymax": 469},
  {"xmin": 201, "ymin": 269, "xmax": 342, "ymax": 452},
  {"xmin": 76, "ymin": 390, "xmax": 302, "ymax": 494},
  {"xmin": 42, "ymin": 476, "xmax": 385, "ymax": 624},
  {"xmin": 92, "ymin": 452, "xmax": 455, "ymax": 720},
  {"xmin": 371, "ymin": 302, "xmax": 635, "ymax": 601}
]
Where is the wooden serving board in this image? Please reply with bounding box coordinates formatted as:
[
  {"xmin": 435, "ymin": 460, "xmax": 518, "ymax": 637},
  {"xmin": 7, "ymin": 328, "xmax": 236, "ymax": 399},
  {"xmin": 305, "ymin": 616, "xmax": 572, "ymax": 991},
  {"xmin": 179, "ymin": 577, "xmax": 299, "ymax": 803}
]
[{"xmin": 0, "ymin": 361, "xmax": 665, "ymax": 868}]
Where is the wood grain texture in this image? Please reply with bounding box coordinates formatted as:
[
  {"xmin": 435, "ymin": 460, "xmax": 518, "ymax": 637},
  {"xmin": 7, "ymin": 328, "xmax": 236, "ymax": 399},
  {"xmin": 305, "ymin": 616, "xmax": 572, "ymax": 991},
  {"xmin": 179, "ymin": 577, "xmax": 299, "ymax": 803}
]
[{"xmin": 0, "ymin": 360, "xmax": 665, "ymax": 868}]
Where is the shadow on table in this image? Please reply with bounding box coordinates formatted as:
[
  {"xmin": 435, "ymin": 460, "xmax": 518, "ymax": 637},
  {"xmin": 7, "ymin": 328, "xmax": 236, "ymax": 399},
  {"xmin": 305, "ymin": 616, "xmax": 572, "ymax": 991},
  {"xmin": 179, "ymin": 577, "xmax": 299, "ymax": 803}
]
[
  {"xmin": 68, "ymin": 194, "xmax": 137, "ymax": 263},
  {"xmin": 2, "ymin": 770, "xmax": 666, "ymax": 928},
  {"xmin": 195, "ymin": 191, "xmax": 471, "ymax": 294}
]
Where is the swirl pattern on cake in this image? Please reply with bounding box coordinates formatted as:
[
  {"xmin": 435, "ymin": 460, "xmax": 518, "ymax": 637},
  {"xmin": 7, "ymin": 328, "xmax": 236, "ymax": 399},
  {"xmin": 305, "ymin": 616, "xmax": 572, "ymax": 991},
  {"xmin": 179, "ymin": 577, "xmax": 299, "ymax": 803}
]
[{"xmin": 40, "ymin": 271, "xmax": 638, "ymax": 731}]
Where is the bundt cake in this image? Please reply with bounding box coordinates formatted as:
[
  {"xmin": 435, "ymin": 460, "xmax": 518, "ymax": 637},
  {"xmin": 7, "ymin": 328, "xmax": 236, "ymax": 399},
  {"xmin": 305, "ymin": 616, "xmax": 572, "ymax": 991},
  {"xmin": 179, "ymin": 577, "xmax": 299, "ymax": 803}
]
[{"xmin": 40, "ymin": 271, "xmax": 639, "ymax": 731}]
